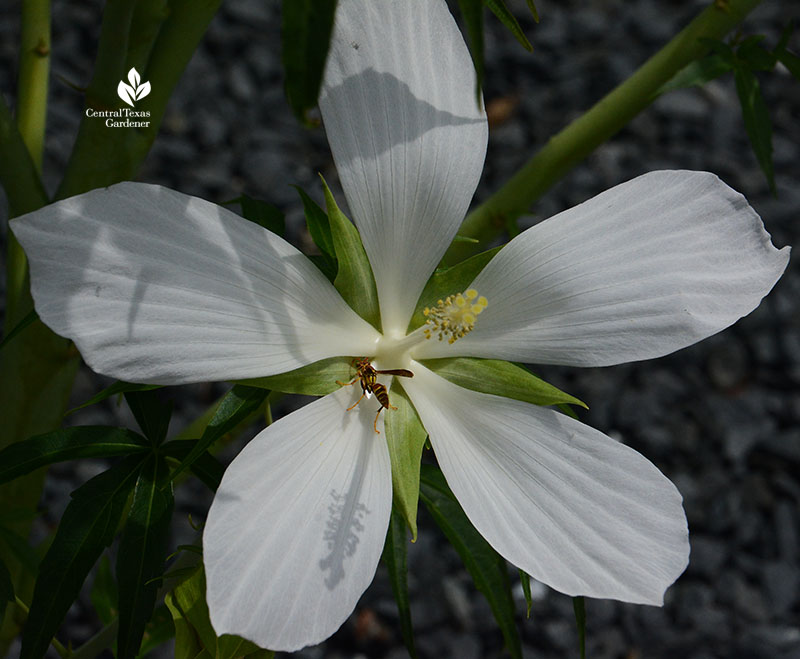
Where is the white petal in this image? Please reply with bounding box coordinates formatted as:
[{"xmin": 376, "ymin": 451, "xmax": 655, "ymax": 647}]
[
  {"xmin": 11, "ymin": 183, "xmax": 381, "ymax": 384},
  {"xmin": 404, "ymin": 365, "xmax": 689, "ymax": 605},
  {"xmin": 204, "ymin": 387, "xmax": 392, "ymax": 651},
  {"xmin": 415, "ymin": 171, "xmax": 790, "ymax": 365},
  {"xmin": 320, "ymin": 0, "xmax": 488, "ymax": 335}
]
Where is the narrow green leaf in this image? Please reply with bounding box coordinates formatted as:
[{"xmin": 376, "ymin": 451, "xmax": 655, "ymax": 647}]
[
  {"xmin": 736, "ymin": 35, "xmax": 776, "ymax": 71},
  {"xmin": 525, "ymin": 0, "xmax": 539, "ymax": 22},
  {"xmin": 90, "ymin": 554, "xmax": 118, "ymax": 625},
  {"xmin": 518, "ymin": 569, "xmax": 532, "ymax": 618},
  {"xmin": 116, "ymin": 455, "xmax": 174, "ymax": 659},
  {"xmin": 0, "ymin": 426, "xmax": 149, "ymax": 486},
  {"xmin": 0, "ymin": 308, "xmax": 38, "ymax": 352},
  {"xmin": 321, "ymin": 175, "xmax": 381, "ymax": 330},
  {"xmin": 294, "ymin": 185, "xmax": 335, "ymax": 260},
  {"xmin": 162, "ymin": 440, "xmax": 226, "ymax": 492},
  {"xmin": 21, "ymin": 455, "xmax": 144, "ymax": 659},
  {"xmin": 135, "ymin": 604, "xmax": 176, "ymax": 658},
  {"xmin": 408, "ymin": 246, "xmax": 501, "ymax": 333},
  {"xmin": 457, "ymin": 0, "xmax": 485, "ymax": 103},
  {"xmin": 733, "ymin": 66, "xmax": 775, "ymax": 193},
  {"xmin": 281, "ymin": 0, "xmax": 338, "ymax": 124},
  {"xmin": 169, "ymin": 385, "xmax": 268, "ymax": 483},
  {"xmin": 776, "ymin": 48, "xmax": 800, "ymax": 79},
  {"xmin": 236, "ymin": 356, "xmax": 354, "ymax": 395},
  {"xmin": 165, "ymin": 565, "xmax": 274, "ymax": 659},
  {"xmin": 381, "ymin": 508, "xmax": 417, "ymax": 658},
  {"xmin": 239, "ymin": 194, "xmax": 285, "ymax": 236},
  {"xmin": 0, "ymin": 558, "xmax": 13, "ymax": 603},
  {"xmin": 420, "ymin": 465, "xmax": 521, "ymax": 659},
  {"xmin": 125, "ymin": 389, "xmax": 173, "ymax": 446},
  {"xmin": 573, "ymin": 596, "xmax": 586, "ymax": 659},
  {"xmin": 67, "ymin": 381, "xmax": 162, "ymax": 416},
  {"xmin": 421, "ymin": 357, "xmax": 587, "ymax": 409},
  {"xmin": 0, "ymin": 525, "xmax": 39, "ymax": 576},
  {"xmin": 656, "ymin": 53, "xmax": 733, "ymax": 96},
  {"xmin": 484, "ymin": 0, "xmax": 532, "ymax": 51},
  {"xmin": 384, "ymin": 381, "xmax": 428, "ymax": 540}
]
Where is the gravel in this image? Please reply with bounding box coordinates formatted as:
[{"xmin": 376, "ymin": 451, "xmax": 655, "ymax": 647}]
[{"xmin": 1, "ymin": 0, "xmax": 799, "ymax": 658}]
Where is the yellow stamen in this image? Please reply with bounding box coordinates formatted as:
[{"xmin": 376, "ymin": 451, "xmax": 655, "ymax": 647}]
[{"xmin": 422, "ymin": 288, "xmax": 488, "ymax": 344}]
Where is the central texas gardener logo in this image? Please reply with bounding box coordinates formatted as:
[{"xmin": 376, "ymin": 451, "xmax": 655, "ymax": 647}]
[{"xmin": 117, "ymin": 67, "xmax": 151, "ymax": 107}]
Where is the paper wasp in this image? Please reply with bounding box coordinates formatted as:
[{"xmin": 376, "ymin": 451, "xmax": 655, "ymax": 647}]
[{"xmin": 336, "ymin": 357, "xmax": 413, "ymax": 433}]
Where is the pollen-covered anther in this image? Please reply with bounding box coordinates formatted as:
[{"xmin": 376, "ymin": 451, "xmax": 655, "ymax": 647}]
[{"xmin": 423, "ymin": 288, "xmax": 488, "ymax": 344}]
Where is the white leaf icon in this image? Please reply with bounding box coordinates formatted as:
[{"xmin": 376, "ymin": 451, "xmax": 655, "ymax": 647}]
[
  {"xmin": 128, "ymin": 67, "xmax": 140, "ymax": 88},
  {"xmin": 117, "ymin": 81, "xmax": 136, "ymax": 107},
  {"xmin": 135, "ymin": 81, "xmax": 151, "ymax": 101}
]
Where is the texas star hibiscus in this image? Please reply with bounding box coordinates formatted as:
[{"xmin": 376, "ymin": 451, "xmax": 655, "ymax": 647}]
[{"xmin": 12, "ymin": 0, "xmax": 789, "ymax": 652}]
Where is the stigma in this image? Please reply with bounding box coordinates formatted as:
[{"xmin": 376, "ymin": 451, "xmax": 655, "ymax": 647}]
[{"xmin": 423, "ymin": 288, "xmax": 488, "ymax": 344}]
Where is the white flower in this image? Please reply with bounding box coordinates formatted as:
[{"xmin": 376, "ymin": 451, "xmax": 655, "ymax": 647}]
[{"xmin": 12, "ymin": 0, "xmax": 789, "ymax": 652}]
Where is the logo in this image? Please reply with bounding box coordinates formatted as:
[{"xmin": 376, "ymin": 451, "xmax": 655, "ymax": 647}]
[{"xmin": 117, "ymin": 67, "xmax": 151, "ymax": 107}]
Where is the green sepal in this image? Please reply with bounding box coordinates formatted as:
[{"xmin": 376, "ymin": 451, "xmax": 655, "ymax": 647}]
[
  {"xmin": 116, "ymin": 454, "xmax": 174, "ymax": 659},
  {"xmin": 573, "ymin": 596, "xmax": 587, "ymax": 659},
  {"xmin": 518, "ymin": 569, "xmax": 532, "ymax": 618},
  {"xmin": 165, "ymin": 565, "xmax": 274, "ymax": 659},
  {"xmin": 90, "ymin": 554, "xmax": 118, "ymax": 625},
  {"xmin": 0, "ymin": 308, "xmax": 38, "ymax": 352},
  {"xmin": 239, "ymin": 194, "xmax": 285, "ymax": 237},
  {"xmin": 0, "ymin": 426, "xmax": 149, "ymax": 486},
  {"xmin": 67, "ymin": 380, "xmax": 162, "ymax": 416},
  {"xmin": 484, "ymin": 0, "xmax": 532, "ymax": 51},
  {"xmin": 235, "ymin": 356, "xmax": 353, "ymax": 396},
  {"xmin": 124, "ymin": 389, "xmax": 173, "ymax": 446},
  {"xmin": 420, "ymin": 465, "xmax": 521, "ymax": 659},
  {"xmin": 384, "ymin": 380, "xmax": 428, "ymax": 540},
  {"xmin": 381, "ymin": 508, "xmax": 417, "ymax": 659},
  {"xmin": 294, "ymin": 185, "xmax": 336, "ymax": 260},
  {"xmin": 408, "ymin": 246, "xmax": 501, "ymax": 333},
  {"xmin": 162, "ymin": 440, "xmax": 226, "ymax": 492},
  {"xmin": 20, "ymin": 454, "xmax": 145, "ymax": 659},
  {"xmin": 169, "ymin": 385, "xmax": 269, "ymax": 483},
  {"xmin": 321, "ymin": 175, "xmax": 381, "ymax": 331},
  {"xmin": 420, "ymin": 357, "xmax": 587, "ymax": 409},
  {"xmin": 281, "ymin": 0, "xmax": 338, "ymax": 125}
]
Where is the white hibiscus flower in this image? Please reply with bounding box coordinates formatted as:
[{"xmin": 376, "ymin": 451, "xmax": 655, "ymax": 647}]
[{"xmin": 11, "ymin": 0, "xmax": 789, "ymax": 652}]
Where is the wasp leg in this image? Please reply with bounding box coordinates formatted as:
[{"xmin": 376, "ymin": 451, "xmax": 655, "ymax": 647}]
[
  {"xmin": 347, "ymin": 390, "xmax": 368, "ymax": 411},
  {"xmin": 372, "ymin": 404, "xmax": 398, "ymax": 434},
  {"xmin": 335, "ymin": 376, "xmax": 359, "ymax": 387}
]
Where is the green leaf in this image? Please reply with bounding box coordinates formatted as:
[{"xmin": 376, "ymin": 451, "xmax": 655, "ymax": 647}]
[
  {"xmin": 67, "ymin": 381, "xmax": 162, "ymax": 416},
  {"xmin": 484, "ymin": 0, "xmax": 532, "ymax": 51},
  {"xmin": 457, "ymin": 0, "xmax": 485, "ymax": 104},
  {"xmin": 421, "ymin": 357, "xmax": 587, "ymax": 409},
  {"xmin": 169, "ymin": 385, "xmax": 269, "ymax": 483},
  {"xmin": 656, "ymin": 53, "xmax": 733, "ymax": 96},
  {"xmin": 281, "ymin": 0, "xmax": 338, "ymax": 124},
  {"xmin": 420, "ymin": 464, "xmax": 521, "ymax": 659},
  {"xmin": 0, "ymin": 308, "xmax": 38, "ymax": 352},
  {"xmin": 239, "ymin": 195, "xmax": 285, "ymax": 236},
  {"xmin": 518, "ymin": 569, "xmax": 532, "ymax": 618},
  {"xmin": 162, "ymin": 440, "xmax": 226, "ymax": 492},
  {"xmin": 135, "ymin": 604, "xmax": 175, "ymax": 658},
  {"xmin": 321, "ymin": 176, "xmax": 381, "ymax": 331},
  {"xmin": 381, "ymin": 508, "xmax": 416, "ymax": 659},
  {"xmin": 21, "ymin": 455, "xmax": 144, "ymax": 659},
  {"xmin": 776, "ymin": 48, "xmax": 800, "ymax": 79},
  {"xmin": 0, "ymin": 524, "xmax": 39, "ymax": 576},
  {"xmin": 0, "ymin": 559, "xmax": 12, "ymax": 603},
  {"xmin": 116, "ymin": 455, "xmax": 175, "ymax": 659},
  {"xmin": 384, "ymin": 381, "xmax": 428, "ymax": 540},
  {"xmin": 125, "ymin": 389, "xmax": 173, "ymax": 446},
  {"xmin": 0, "ymin": 426, "xmax": 149, "ymax": 486},
  {"xmin": 236, "ymin": 356, "xmax": 353, "ymax": 396},
  {"xmin": 90, "ymin": 554, "xmax": 118, "ymax": 625},
  {"xmin": 733, "ymin": 66, "xmax": 775, "ymax": 193},
  {"xmin": 408, "ymin": 246, "xmax": 501, "ymax": 333},
  {"xmin": 165, "ymin": 565, "xmax": 274, "ymax": 659},
  {"xmin": 736, "ymin": 35, "xmax": 776, "ymax": 71},
  {"xmin": 294, "ymin": 185, "xmax": 335, "ymax": 260},
  {"xmin": 573, "ymin": 596, "xmax": 586, "ymax": 659},
  {"xmin": 524, "ymin": 0, "xmax": 539, "ymax": 22}
]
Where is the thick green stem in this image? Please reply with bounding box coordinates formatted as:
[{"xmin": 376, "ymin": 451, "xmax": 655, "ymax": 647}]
[{"xmin": 445, "ymin": 0, "xmax": 764, "ymax": 264}]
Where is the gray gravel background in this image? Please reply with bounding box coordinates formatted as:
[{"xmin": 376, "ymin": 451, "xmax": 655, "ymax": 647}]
[{"xmin": 1, "ymin": 0, "xmax": 799, "ymax": 658}]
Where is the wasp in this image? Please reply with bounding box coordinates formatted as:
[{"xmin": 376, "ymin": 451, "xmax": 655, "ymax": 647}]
[{"xmin": 336, "ymin": 357, "xmax": 413, "ymax": 433}]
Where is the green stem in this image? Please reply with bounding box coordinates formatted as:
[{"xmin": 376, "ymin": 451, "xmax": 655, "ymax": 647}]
[{"xmin": 445, "ymin": 0, "xmax": 764, "ymax": 264}]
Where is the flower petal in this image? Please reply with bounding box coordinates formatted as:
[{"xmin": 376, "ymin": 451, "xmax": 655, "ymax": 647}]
[
  {"xmin": 404, "ymin": 364, "xmax": 689, "ymax": 605},
  {"xmin": 415, "ymin": 171, "xmax": 790, "ymax": 365},
  {"xmin": 11, "ymin": 183, "xmax": 381, "ymax": 384},
  {"xmin": 320, "ymin": 0, "xmax": 488, "ymax": 335},
  {"xmin": 204, "ymin": 388, "xmax": 392, "ymax": 651}
]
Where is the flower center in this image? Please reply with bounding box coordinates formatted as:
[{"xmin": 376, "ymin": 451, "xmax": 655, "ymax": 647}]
[{"xmin": 423, "ymin": 288, "xmax": 487, "ymax": 344}]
